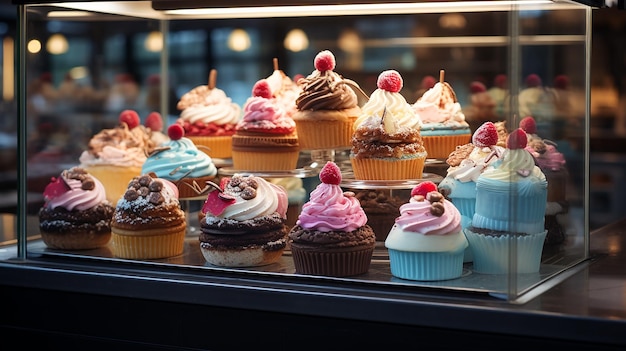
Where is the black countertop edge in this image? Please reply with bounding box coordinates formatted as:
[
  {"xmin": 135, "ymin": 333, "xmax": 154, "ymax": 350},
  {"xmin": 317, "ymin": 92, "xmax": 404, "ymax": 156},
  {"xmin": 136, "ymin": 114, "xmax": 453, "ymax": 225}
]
[{"xmin": 1, "ymin": 235, "xmax": 626, "ymax": 348}]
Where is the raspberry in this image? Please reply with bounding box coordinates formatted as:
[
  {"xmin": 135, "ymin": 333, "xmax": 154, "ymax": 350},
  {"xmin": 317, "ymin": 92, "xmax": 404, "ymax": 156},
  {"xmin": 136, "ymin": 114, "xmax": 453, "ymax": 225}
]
[
  {"xmin": 469, "ymin": 81, "xmax": 486, "ymax": 93},
  {"xmin": 43, "ymin": 176, "xmax": 70, "ymax": 201},
  {"xmin": 167, "ymin": 124, "xmax": 185, "ymax": 140},
  {"xmin": 145, "ymin": 111, "xmax": 163, "ymax": 131},
  {"xmin": 525, "ymin": 74, "xmax": 542, "ymax": 88},
  {"xmin": 506, "ymin": 128, "xmax": 528, "ymax": 149},
  {"xmin": 319, "ymin": 161, "xmax": 342, "ymax": 185},
  {"xmin": 252, "ymin": 79, "xmax": 272, "ymax": 99},
  {"xmin": 472, "ymin": 121, "xmax": 498, "ymax": 147},
  {"xmin": 519, "ymin": 116, "xmax": 537, "ymax": 134},
  {"xmin": 119, "ymin": 110, "xmax": 140, "ymax": 129},
  {"xmin": 314, "ymin": 50, "xmax": 336, "ymax": 72},
  {"xmin": 411, "ymin": 181, "xmax": 437, "ymax": 198},
  {"xmin": 376, "ymin": 70, "xmax": 403, "ymax": 93}
]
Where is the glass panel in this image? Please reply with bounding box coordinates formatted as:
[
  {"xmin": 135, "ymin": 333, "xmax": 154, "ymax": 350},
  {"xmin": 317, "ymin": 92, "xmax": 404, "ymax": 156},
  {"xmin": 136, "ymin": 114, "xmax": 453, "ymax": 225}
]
[{"xmin": 15, "ymin": 1, "xmax": 591, "ymax": 302}]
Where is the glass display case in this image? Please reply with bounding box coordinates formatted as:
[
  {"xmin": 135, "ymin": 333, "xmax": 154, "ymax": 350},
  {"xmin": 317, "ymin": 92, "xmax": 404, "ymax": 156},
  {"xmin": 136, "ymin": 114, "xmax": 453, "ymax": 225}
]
[{"xmin": 9, "ymin": 0, "xmax": 598, "ymax": 303}]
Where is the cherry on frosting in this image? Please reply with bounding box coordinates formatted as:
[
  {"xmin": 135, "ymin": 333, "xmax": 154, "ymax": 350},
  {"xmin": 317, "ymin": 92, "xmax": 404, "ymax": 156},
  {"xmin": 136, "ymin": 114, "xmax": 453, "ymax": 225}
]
[
  {"xmin": 119, "ymin": 109, "xmax": 140, "ymax": 129},
  {"xmin": 314, "ymin": 50, "xmax": 336, "ymax": 72},
  {"xmin": 319, "ymin": 161, "xmax": 342, "ymax": 185},
  {"xmin": 411, "ymin": 181, "xmax": 437, "ymax": 198},
  {"xmin": 167, "ymin": 124, "xmax": 185, "ymax": 140},
  {"xmin": 519, "ymin": 116, "xmax": 537, "ymax": 134},
  {"xmin": 252, "ymin": 79, "xmax": 272, "ymax": 99},
  {"xmin": 525, "ymin": 74, "xmax": 542, "ymax": 88},
  {"xmin": 472, "ymin": 121, "xmax": 498, "ymax": 147},
  {"xmin": 507, "ymin": 128, "xmax": 528, "ymax": 149},
  {"xmin": 377, "ymin": 70, "xmax": 403, "ymax": 93},
  {"xmin": 145, "ymin": 111, "xmax": 163, "ymax": 131},
  {"xmin": 469, "ymin": 81, "xmax": 487, "ymax": 94}
]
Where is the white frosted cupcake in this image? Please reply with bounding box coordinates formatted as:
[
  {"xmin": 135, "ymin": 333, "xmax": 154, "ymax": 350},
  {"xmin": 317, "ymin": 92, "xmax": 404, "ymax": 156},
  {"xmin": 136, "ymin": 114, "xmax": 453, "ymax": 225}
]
[{"xmin": 385, "ymin": 181, "xmax": 467, "ymax": 281}]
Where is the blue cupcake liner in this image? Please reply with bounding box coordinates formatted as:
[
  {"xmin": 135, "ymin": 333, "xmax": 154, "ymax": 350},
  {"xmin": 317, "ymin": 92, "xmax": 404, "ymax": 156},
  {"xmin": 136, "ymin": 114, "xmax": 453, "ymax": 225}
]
[{"xmin": 388, "ymin": 247, "xmax": 465, "ymax": 281}]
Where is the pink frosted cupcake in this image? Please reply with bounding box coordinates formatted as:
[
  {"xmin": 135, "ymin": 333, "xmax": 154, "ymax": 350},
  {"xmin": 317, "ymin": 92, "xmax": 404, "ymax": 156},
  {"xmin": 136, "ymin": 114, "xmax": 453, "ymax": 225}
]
[
  {"xmin": 288, "ymin": 161, "xmax": 376, "ymax": 277},
  {"xmin": 385, "ymin": 181, "xmax": 468, "ymax": 281}
]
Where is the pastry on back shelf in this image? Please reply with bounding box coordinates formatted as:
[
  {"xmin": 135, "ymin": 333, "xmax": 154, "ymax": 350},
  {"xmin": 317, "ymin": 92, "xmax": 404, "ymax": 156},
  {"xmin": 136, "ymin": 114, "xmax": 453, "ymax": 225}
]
[
  {"xmin": 175, "ymin": 69, "xmax": 242, "ymax": 159},
  {"xmin": 413, "ymin": 70, "xmax": 472, "ymax": 159}
]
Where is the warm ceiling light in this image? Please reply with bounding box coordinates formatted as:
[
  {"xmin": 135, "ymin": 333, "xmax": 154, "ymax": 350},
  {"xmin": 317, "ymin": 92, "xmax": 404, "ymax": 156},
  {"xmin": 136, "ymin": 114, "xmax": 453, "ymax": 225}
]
[
  {"xmin": 27, "ymin": 39, "xmax": 41, "ymax": 54},
  {"xmin": 227, "ymin": 28, "xmax": 251, "ymax": 52},
  {"xmin": 144, "ymin": 31, "xmax": 163, "ymax": 52},
  {"xmin": 439, "ymin": 13, "xmax": 467, "ymax": 29},
  {"xmin": 69, "ymin": 66, "xmax": 88, "ymax": 80},
  {"xmin": 284, "ymin": 28, "xmax": 309, "ymax": 52},
  {"xmin": 47, "ymin": 11, "xmax": 93, "ymax": 18},
  {"xmin": 46, "ymin": 33, "xmax": 69, "ymax": 55},
  {"xmin": 338, "ymin": 28, "xmax": 362, "ymax": 53}
]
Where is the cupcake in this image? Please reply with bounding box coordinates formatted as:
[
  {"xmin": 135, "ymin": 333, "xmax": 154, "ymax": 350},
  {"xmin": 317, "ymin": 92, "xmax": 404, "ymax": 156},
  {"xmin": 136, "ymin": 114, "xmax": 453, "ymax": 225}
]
[
  {"xmin": 141, "ymin": 124, "xmax": 218, "ymax": 199},
  {"xmin": 288, "ymin": 161, "xmax": 376, "ymax": 277},
  {"xmin": 38, "ymin": 167, "xmax": 115, "ymax": 250},
  {"xmin": 353, "ymin": 188, "xmax": 408, "ymax": 242},
  {"xmin": 350, "ymin": 70, "xmax": 427, "ymax": 180},
  {"xmin": 198, "ymin": 174, "xmax": 290, "ymax": 267},
  {"xmin": 521, "ymin": 116, "xmax": 568, "ymax": 245},
  {"xmin": 79, "ymin": 109, "xmax": 157, "ymax": 205},
  {"xmin": 231, "ymin": 79, "xmax": 300, "ymax": 171},
  {"xmin": 437, "ymin": 122, "xmax": 505, "ymax": 262},
  {"xmin": 465, "ymin": 128, "xmax": 548, "ymax": 274},
  {"xmin": 266, "ymin": 57, "xmax": 301, "ymax": 118},
  {"xmin": 111, "ymin": 174, "xmax": 187, "ymax": 259},
  {"xmin": 292, "ymin": 50, "xmax": 363, "ymax": 150},
  {"xmin": 176, "ymin": 69, "xmax": 241, "ymax": 159},
  {"xmin": 413, "ymin": 70, "xmax": 472, "ymax": 159},
  {"xmin": 385, "ymin": 181, "xmax": 468, "ymax": 281}
]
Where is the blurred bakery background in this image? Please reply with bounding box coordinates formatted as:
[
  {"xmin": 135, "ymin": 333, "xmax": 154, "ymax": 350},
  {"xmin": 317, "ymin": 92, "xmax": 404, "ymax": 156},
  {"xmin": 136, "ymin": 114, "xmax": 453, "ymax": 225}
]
[{"xmin": 0, "ymin": 2, "xmax": 624, "ymax": 241}]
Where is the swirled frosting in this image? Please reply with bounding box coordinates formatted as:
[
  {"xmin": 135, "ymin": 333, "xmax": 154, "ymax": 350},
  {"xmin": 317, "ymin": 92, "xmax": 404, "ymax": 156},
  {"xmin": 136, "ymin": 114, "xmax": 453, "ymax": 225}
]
[
  {"xmin": 385, "ymin": 191, "xmax": 467, "ymax": 252},
  {"xmin": 79, "ymin": 124, "xmax": 155, "ymax": 168},
  {"xmin": 351, "ymin": 88, "xmax": 426, "ymax": 159},
  {"xmin": 413, "ymin": 82, "xmax": 470, "ymax": 134},
  {"xmin": 296, "ymin": 183, "xmax": 367, "ymax": 232},
  {"xmin": 236, "ymin": 96, "xmax": 296, "ymax": 134},
  {"xmin": 43, "ymin": 168, "xmax": 108, "ymax": 211},
  {"xmin": 141, "ymin": 137, "xmax": 218, "ymax": 180},
  {"xmin": 207, "ymin": 175, "xmax": 288, "ymax": 222},
  {"xmin": 446, "ymin": 145, "xmax": 504, "ymax": 183},
  {"xmin": 525, "ymin": 139, "xmax": 566, "ymax": 172},
  {"xmin": 295, "ymin": 70, "xmax": 359, "ymax": 112},
  {"xmin": 266, "ymin": 69, "xmax": 300, "ymax": 117},
  {"xmin": 176, "ymin": 86, "xmax": 241, "ymax": 136},
  {"xmin": 481, "ymin": 148, "xmax": 546, "ymax": 183}
]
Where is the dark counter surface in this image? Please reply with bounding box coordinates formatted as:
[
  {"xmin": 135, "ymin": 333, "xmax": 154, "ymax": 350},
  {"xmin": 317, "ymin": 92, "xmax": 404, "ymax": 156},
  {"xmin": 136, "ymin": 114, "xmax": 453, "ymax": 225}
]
[{"xmin": 1, "ymin": 219, "xmax": 625, "ymax": 349}]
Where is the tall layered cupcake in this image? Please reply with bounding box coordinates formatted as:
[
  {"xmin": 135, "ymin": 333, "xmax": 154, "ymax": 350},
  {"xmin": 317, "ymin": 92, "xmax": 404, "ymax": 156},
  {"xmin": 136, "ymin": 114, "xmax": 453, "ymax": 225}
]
[
  {"xmin": 141, "ymin": 124, "xmax": 218, "ymax": 199},
  {"xmin": 350, "ymin": 70, "xmax": 427, "ymax": 180},
  {"xmin": 413, "ymin": 70, "xmax": 471, "ymax": 159},
  {"xmin": 288, "ymin": 161, "xmax": 376, "ymax": 277},
  {"xmin": 231, "ymin": 79, "xmax": 300, "ymax": 171},
  {"xmin": 79, "ymin": 110, "xmax": 157, "ymax": 205},
  {"xmin": 111, "ymin": 174, "xmax": 187, "ymax": 259},
  {"xmin": 385, "ymin": 181, "xmax": 467, "ymax": 281},
  {"xmin": 38, "ymin": 167, "xmax": 115, "ymax": 250},
  {"xmin": 293, "ymin": 50, "xmax": 363, "ymax": 150},
  {"xmin": 176, "ymin": 69, "xmax": 241, "ymax": 159},
  {"xmin": 465, "ymin": 128, "xmax": 548, "ymax": 274},
  {"xmin": 199, "ymin": 174, "xmax": 290, "ymax": 267}
]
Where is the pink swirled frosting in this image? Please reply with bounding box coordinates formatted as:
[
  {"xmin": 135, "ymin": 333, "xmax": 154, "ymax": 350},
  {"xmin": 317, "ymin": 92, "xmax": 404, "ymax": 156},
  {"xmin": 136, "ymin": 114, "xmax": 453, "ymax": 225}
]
[
  {"xmin": 394, "ymin": 194, "xmax": 462, "ymax": 235},
  {"xmin": 44, "ymin": 173, "xmax": 107, "ymax": 211},
  {"xmin": 236, "ymin": 96, "xmax": 296, "ymax": 133},
  {"xmin": 296, "ymin": 183, "xmax": 367, "ymax": 232}
]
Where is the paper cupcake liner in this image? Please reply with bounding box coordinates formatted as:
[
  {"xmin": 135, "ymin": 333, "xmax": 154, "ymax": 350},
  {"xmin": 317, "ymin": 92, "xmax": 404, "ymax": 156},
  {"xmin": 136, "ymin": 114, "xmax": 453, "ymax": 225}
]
[
  {"xmin": 40, "ymin": 231, "xmax": 111, "ymax": 250},
  {"xmin": 82, "ymin": 165, "xmax": 142, "ymax": 206},
  {"xmin": 290, "ymin": 244, "xmax": 375, "ymax": 277},
  {"xmin": 350, "ymin": 156, "xmax": 426, "ymax": 180},
  {"xmin": 188, "ymin": 135, "xmax": 233, "ymax": 159},
  {"xmin": 111, "ymin": 229, "xmax": 186, "ymax": 260},
  {"xmin": 200, "ymin": 246, "xmax": 285, "ymax": 267},
  {"xmin": 387, "ymin": 247, "xmax": 465, "ymax": 281},
  {"xmin": 448, "ymin": 197, "xmax": 476, "ymax": 220},
  {"xmin": 294, "ymin": 119, "xmax": 354, "ymax": 150},
  {"xmin": 232, "ymin": 150, "xmax": 300, "ymax": 171},
  {"xmin": 464, "ymin": 228, "xmax": 548, "ymax": 274},
  {"xmin": 422, "ymin": 134, "xmax": 471, "ymax": 159}
]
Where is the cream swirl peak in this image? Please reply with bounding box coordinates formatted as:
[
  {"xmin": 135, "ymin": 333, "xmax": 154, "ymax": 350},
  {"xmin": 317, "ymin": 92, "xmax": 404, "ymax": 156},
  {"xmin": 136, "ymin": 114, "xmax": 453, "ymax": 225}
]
[
  {"xmin": 296, "ymin": 161, "xmax": 367, "ymax": 232},
  {"xmin": 43, "ymin": 167, "xmax": 108, "ymax": 211}
]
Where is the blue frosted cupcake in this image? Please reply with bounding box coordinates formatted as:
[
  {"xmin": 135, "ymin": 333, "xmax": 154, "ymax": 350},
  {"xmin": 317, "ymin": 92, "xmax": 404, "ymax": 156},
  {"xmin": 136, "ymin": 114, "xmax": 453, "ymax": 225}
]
[
  {"xmin": 466, "ymin": 128, "xmax": 548, "ymax": 274},
  {"xmin": 438, "ymin": 121, "xmax": 505, "ymax": 262},
  {"xmin": 385, "ymin": 181, "xmax": 468, "ymax": 281}
]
